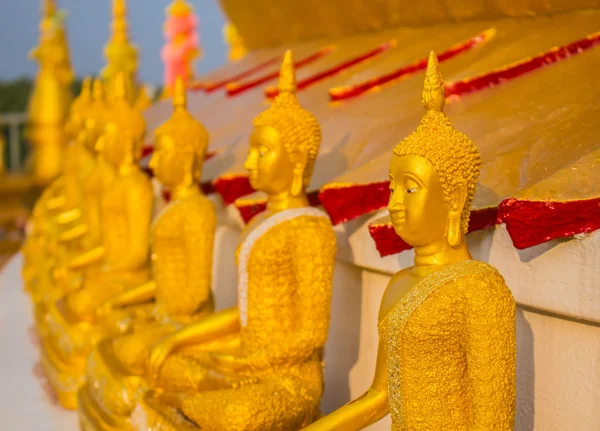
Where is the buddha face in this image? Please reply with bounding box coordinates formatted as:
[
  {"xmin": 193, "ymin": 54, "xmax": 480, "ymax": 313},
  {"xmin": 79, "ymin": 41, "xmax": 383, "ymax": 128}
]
[
  {"xmin": 100, "ymin": 121, "xmax": 127, "ymax": 167},
  {"xmin": 149, "ymin": 134, "xmax": 187, "ymax": 188},
  {"xmin": 83, "ymin": 117, "xmax": 103, "ymax": 153},
  {"xmin": 388, "ymin": 154, "xmax": 449, "ymax": 247},
  {"xmin": 245, "ymin": 125, "xmax": 295, "ymax": 194}
]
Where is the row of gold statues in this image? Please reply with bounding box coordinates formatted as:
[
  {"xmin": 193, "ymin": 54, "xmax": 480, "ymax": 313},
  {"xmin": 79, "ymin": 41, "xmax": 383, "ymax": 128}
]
[{"xmin": 22, "ymin": 51, "xmax": 516, "ymax": 430}]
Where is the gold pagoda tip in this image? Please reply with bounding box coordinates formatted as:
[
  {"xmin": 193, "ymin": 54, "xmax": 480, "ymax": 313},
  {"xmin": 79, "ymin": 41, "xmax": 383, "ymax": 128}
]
[
  {"xmin": 278, "ymin": 50, "xmax": 296, "ymax": 94},
  {"xmin": 173, "ymin": 76, "xmax": 187, "ymax": 109},
  {"xmin": 113, "ymin": 73, "xmax": 127, "ymax": 100},
  {"xmin": 92, "ymin": 78, "xmax": 104, "ymax": 100},
  {"xmin": 113, "ymin": 0, "xmax": 126, "ymax": 17},
  {"xmin": 421, "ymin": 51, "xmax": 445, "ymax": 112},
  {"xmin": 43, "ymin": 0, "xmax": 57, "ymax": 17}
]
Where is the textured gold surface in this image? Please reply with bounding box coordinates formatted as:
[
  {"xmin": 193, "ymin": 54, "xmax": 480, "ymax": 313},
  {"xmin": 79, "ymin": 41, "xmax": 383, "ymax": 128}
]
[
  {"xmin": 135, "ymin": 55, "xmax": 337, "ymax": 430},
  {"xmin": 143, "ymin": 212, "xmax": 336, "ymax": 430},
  {"xmin": 79, "ymin": 79, "xmax": 217, "ymax": 427},
  {"xmin": 219, "ymin": 0, "xmax": 600, "ymax": 48},
  {"xmin": 380, "ymin": 261, "xmax": 516, "ymax": 430},
  {"xmin": 37, "ymin": 74, "xmax": 153, "ymax": 408}
]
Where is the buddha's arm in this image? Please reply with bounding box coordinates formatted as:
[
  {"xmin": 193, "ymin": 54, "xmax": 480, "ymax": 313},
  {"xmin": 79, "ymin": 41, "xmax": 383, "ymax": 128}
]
[
  {"xmin": 148, "ymin": 307, "xmax": 240, "ymax": 381},
  {"xmin": 465, "ymin": 276, "xmax": 517, "ymax": 430},
  {"xmin": 119, "ymin": 179, "xmax": 153, "ymax": 270},
  {"xmin": 303, "ymin": 342, "xmax": 390, "ymax": 430},
  {"xmin": 184, "ymin": 203, "xmax": 216, "ymax": 309}
]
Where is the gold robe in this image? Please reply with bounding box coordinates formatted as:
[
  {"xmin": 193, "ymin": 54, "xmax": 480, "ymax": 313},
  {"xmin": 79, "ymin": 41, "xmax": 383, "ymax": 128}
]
[
  {"xmin": 134, "ymin": 207, "xmax": 337, "ymax": 431},
  {"xmin": 379, "ymin": 260, "xmax": 516, "ymax": 431}
]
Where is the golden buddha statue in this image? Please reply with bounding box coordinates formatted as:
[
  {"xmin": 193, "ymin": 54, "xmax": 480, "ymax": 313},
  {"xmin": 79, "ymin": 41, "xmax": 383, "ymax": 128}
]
[
  {"xmin": 127, "ymin": 51, "xmax": 337, "ymax": 431},
  {"xmin": 28, "ymin": 79, "xmax": 110, "ymax": 309},
  {"xmin": 77, "ymin": 77, "xmax": 217, "ymax": 430},
  {"xmin": 23, "ymin": 78, "xmax": 95, "ymax": 300},
  {"xmin": 304, "ymin": 53, "xmax": 516, "ymax": 431},
  {"xmin": 39, "ymin": 73, "xmax": 153, "ymax": 410}
]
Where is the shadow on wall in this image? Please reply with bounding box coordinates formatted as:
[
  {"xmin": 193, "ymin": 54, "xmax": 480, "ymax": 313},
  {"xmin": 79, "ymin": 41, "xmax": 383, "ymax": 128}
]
[
  {"xmin": 322, "ymin": 261, "xmax": 363, "ymax": 413},
  {"xmin": 516, "ymin": 307, "xmax": 535, "ymax": 431}
]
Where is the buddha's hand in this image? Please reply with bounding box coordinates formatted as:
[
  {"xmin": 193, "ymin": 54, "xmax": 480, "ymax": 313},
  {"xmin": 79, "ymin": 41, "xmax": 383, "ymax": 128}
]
[{"xmin": 147, "ymin": 336, "xmax": 177, "ymax": 382}]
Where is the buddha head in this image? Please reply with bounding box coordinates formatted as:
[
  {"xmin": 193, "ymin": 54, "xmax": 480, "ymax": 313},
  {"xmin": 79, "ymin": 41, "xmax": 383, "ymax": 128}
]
[
  {"xmin": 149, "ymin": 77, "xmax": 209, "ymax": 189},
  {"xmin": 245, "ymin": 50, "xmax": 321, "ymax": 197},
  {"xmin": 65, "ymin": 77, "xmax": 92, "ymax": 141},
  {"xmin": 388, "ymin": 52, "xmax": 481, "ymax": 248},
  {"xmin": 99, "ymin": 72, "xmax": 146, "ymax": 169},
  {"xmin": 82, "ymin": 79, "xmax": 107, "ymax": 154}
]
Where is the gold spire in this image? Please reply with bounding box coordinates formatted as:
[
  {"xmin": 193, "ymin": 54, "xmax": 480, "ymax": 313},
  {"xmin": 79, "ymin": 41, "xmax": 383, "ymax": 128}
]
[
  {"xmin": 278, "ymin": 50, "xmax": 297, "ymax": 95},
  {"xmin": 172, "ymin": 76, "xmax": 187, "ymax": 109},
  {"xmin": 421, "ymin": 51, "xmax": 445, "ymax": 112},
  {"xmin": 42, "ymin": 0, "xmax": 57, "ymax": 18},
  {"xmin": 111, "ymin": 0, "xmax": 128, "ymax": 42}
]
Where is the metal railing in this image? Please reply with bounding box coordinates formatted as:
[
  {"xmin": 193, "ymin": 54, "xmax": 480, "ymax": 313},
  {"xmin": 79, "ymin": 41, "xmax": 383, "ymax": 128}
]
[{"xmin": 0, "ymin": 112, "xmax": 27, "ymax": 173}]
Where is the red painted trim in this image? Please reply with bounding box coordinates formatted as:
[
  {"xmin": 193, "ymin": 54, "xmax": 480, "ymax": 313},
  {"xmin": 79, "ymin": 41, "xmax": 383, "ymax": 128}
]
[
  {"xmin": 213, "ymin": 176, "xmax": 255, "ymax": 205},
  {"xmin": 445, "ymin": 31, "xmax": 600, "ymax": 99},
  {"xmin": 500, "ymin": 197, "xmax": 600, "ymax": 249},
  {"xmin": 197, "ymin": 56, "xmax": 282, "ymax": 93},
  {"xmin": 319, "ymin": 181, "xmax": 390, "ymax": 225},
  {"xmin": 266, "ymin": 41, "xmax": 396, "ymax": 99},
  {"xmin": 330, "ymin": 30, "xmax": 493, "ymax": 101},
  {"xmin": 320, "ymin": 31, "xmax": 600, "ymax": 226},
  {"xmin": 226, "ymin": 47, "xmax": 334, "ymax": 97},
  {"xmin": 369, "ymin": 206, "xmax": 501, "ymax": 257}
]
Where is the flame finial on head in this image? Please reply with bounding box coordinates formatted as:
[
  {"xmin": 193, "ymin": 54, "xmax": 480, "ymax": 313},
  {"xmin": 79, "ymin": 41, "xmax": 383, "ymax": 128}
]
[
  {"xmin": 278, "ymin": 50, "xmax": 296, "ymax": 95},
  {"xmin": 81, "ymin": 77, "xmax": 92, "ymax": 98},
  {"xmin": 92, "ymin": 78, "xmax": 104, "ymax": 101},
  {"xmin": 421, "ymin": 51, "xmax": 445, "ymax": 113},
  {"xmin": 172, "ymin": 77, "xmax": 187, "ymax": 110}
]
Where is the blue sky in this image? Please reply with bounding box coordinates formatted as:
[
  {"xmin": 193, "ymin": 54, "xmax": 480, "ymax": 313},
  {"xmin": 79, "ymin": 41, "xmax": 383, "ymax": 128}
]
[{"xmin": 0, "ymin": 0, "xmax": 228, "ymax": 85}]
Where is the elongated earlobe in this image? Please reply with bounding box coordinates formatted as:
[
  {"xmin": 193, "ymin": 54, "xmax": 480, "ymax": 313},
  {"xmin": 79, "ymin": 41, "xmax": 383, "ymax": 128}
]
[
  {"xmin": 290, "ymin": 164, "xmax": 304, "ymax": 197},
  {"xmin": 447, "ymin": 216, "xmax": 461, "ymax": 247}
]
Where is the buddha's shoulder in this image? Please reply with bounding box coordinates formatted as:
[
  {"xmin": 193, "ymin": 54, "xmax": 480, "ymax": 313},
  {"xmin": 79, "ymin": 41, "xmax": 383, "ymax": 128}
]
[
  {"xmin": 285, "ymin": 210, "xmax": 335, "ymax": 240},
  {"xmin": 179, "ymin": 194, "xmax": 217, "ymax": 219},
  {"xmin": 458, "ymin": 260, "xmax": 513, "ymax": 301}
]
